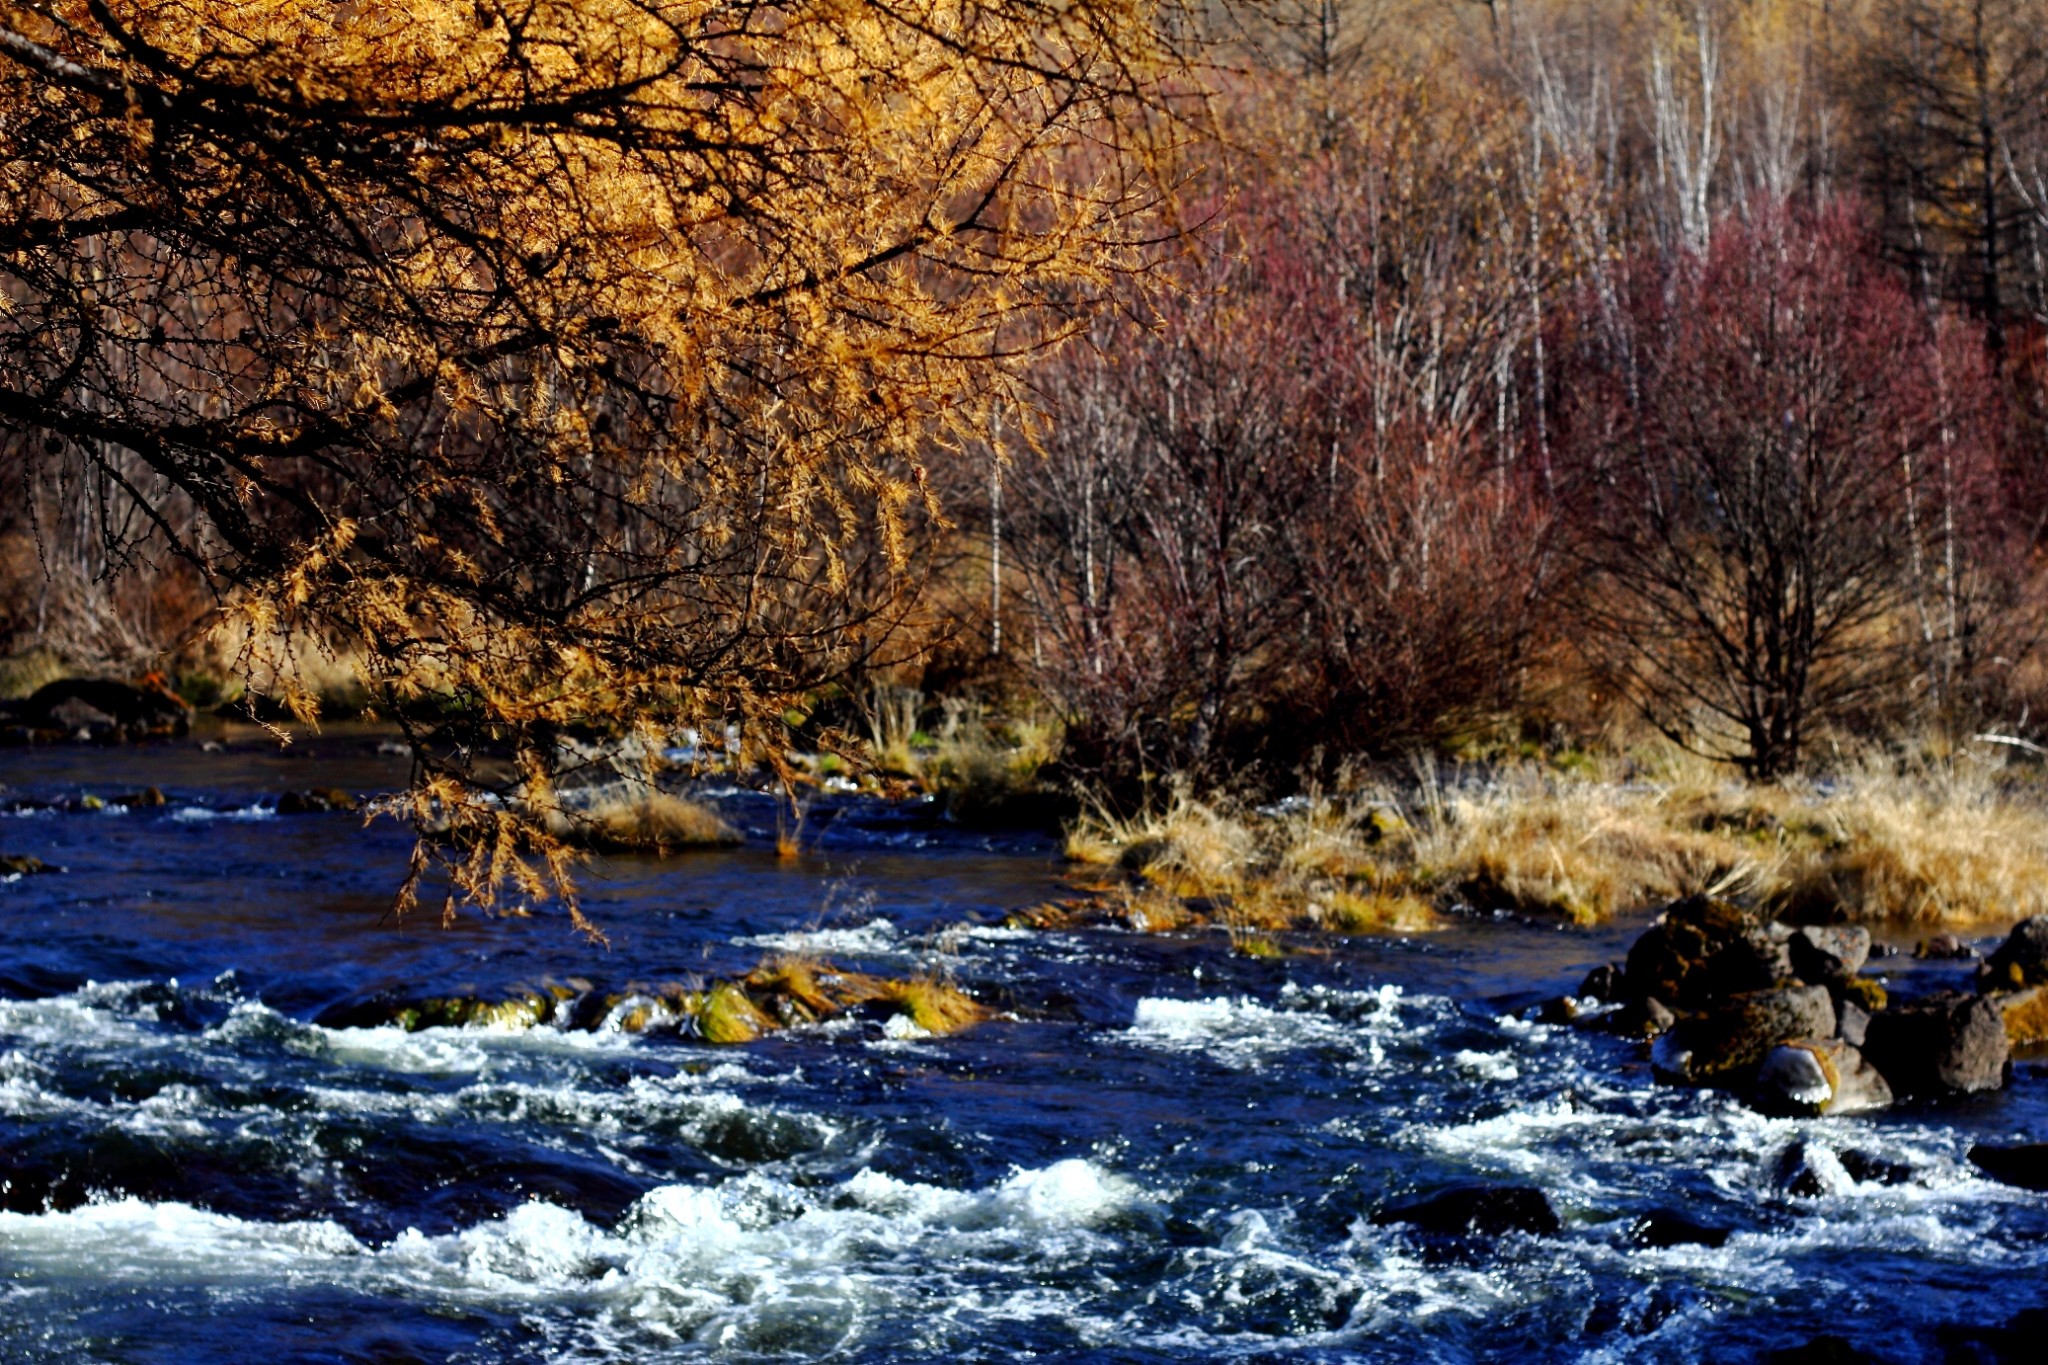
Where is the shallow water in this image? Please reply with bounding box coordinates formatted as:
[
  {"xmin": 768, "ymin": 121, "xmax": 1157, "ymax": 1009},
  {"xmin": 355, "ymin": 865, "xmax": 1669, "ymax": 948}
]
[{"xmin": 1, "ymin": 732, "xmax": 2043, "ymax": 1363}]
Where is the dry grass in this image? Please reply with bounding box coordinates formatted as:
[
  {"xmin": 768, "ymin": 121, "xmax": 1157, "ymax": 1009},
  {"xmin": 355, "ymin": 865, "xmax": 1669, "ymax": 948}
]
[
  {"xmin": 1765, "ymin": 755, "xmax": 2048, "ymax": 926},
  {"xmin": 1062, "ymin": 746, "xmax": 2048, "ymax": 931},
  {"xmin": 697, "ymin": 980, "xmax": 776, "ymax": 1043},
  {"xmin": 1065, "ymin": 783, "xmax": 1443, "ymax": 938},
  {"xmin": 863, "ymin": 685, "xmax": 1062, "ymax": 821},
  {"xmin": 1406, "ymin": 762, "xmax": 1764, "ymax": 924},
  {"xmin": 869, "ymin": 975, "xmax": 991, "ymax": 1034},
  {"xmin": 0, "ymin": 649, "xmax": 71, "ymax": 701},
  {"xmin": 544, "ymin": 787, "xmax": 738, "ymax": 853}
]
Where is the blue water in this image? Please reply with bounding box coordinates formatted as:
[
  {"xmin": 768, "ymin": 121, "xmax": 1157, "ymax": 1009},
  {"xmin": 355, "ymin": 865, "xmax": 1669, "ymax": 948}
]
[{"xmin": 1, "ymin": 731, "xmax": 2042, "ymax": 1363}]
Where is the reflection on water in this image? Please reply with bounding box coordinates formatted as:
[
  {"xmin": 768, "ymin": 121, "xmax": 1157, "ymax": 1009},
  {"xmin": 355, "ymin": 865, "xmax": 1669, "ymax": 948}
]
[{"xmin": 1, "ymin": 731, "xmax": 2043, "ymax": 1362}]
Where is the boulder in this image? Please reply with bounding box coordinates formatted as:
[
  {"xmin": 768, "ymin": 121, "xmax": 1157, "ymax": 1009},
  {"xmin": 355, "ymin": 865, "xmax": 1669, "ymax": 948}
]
[
  {"xmin": 1774, "ymin": 1139, "xmax": 1853, "ymax": 1198},
  {"xmin": 1754, "ymin": 1038, "xmax": 1893, "ymax": 1117},
  {"xmin": 1789, "ymin": 925, "xmax": 1870, "ymax": 982},
  {"xmin": 1601, "ymin": 994, "xmax": 1679, "ymax": 1041},
  {"xmin": 1837, "ymin": 1149, "xmax": 1916, "ymax": 1186},
  {"xmin": 0, "ymin": 854, "xmax": 54, "ymax": 875},
  {"xmin": 1625, "ymin": 896, "xmax": 1790, "ymax": 1009},
  {"xmin": 1625, "ymin": 1208, "xmax": 1730, "ymax": 1249},
  {"xmin": 1915, "ymin": 933, "xmax": 1977, "ymax": 961},
  {"xmin": 1372, "ymin": 1184, "xmax": 1561, "ymax": 1239},
  {"xmin": 1651, "ymin": 984, "xmax": 1836, "ymax": 1086},
  {"xmin": 276, "ymin": 788, "xmax": 359, "ymax": 814},
  {"xmin": 1980, "ymin": 916, "xmax": 2048, "ymax": 990},
  {"xmin": 1967, "ymin": 1142, "xmax": 2048, "ymax": 1192},
  {"xmin": 1837, "ymin": 999, "xmax": 1870, "ymax": 1048},
  {"xmin": 21, "ymin": 677, "xmax": 190, "ymax": 738},
  {"xmin": 1578, "ymin": 963, "xmax": 1624, "ymax": 1002},
  {"xmin": 47, "ymin": 696, "xmax": 118, "ymax": 735},
  {"xmin": 1835, "ymin": 975, "xmax": 1888, "ymax": 1014},
  {"xmin": 1937, "ymin": 1306, "xmax": 2048, "ymax": 1364},
  {"xmin": 1988, "ymin": 986, "xmax": 2048, "ymax": 1048},
  {"xmin": 1861, "ymin": 992, "xmax": 2008, "ymax": 1096}
]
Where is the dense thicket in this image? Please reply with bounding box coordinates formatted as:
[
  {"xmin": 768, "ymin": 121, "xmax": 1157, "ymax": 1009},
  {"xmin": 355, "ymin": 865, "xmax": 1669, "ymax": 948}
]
[{"xmin": 951, "ymin": 0, "xmax": 2048, "ymax": 792}]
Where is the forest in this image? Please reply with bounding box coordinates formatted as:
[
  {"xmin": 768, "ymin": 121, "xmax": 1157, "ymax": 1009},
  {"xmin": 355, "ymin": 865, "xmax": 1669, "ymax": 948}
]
[{"xmin": 6, "ymin": 0, "xmax": 2048, "ymax": 911}]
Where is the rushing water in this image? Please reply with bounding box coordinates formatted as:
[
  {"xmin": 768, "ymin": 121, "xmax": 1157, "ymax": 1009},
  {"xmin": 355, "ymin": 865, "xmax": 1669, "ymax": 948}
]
[{"xmin": 1, "ymin": 731, "xmax": 2043, "ymax": 1363}]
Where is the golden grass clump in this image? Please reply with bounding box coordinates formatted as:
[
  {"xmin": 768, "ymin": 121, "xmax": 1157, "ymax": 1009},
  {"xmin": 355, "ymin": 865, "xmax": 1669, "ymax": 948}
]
[
  {"xmin": 547, "ymin": 789, "xmax": 739, "ymax": 853},
  {"xmin": 864, "ymin": 686, "xmax": 1064, "ymax": 821},
  {"xmin": 357, "ymin": 956, "xmax": 991, "ymax": 1042},
  {"xmin": 0, "ymin": 649, "xmax": 71, "ymax": 701},
  {"xmin": 743, "ymin": 960, "xmax": 845, "ymax": 1021},
  {"xmin": 871, "ymin": 976, "xmax": 989, "ymax": 1035},
  {"xmin": 697, "ymin": 981, "xmax": 776, "ymax": 1043},
  {"xmin": 1067, "ymin": 789, "xmax": 1259, "ymax": 896},
  {"xmin": 1765, "ymin": 757, "xmax": 2048, "ymax": 927},
  {"xmin": 1407, "ymin": 766, "xmax": 1762, "ymax": 925},
  {"xmin": 739, "ymin": 957, "xmax": 987, "ymax": 1037},
  {"xmin": 1055, "ymin": 744, "xmax": 2048, "ymax": 931},
  {"xmin": 1067, "ymin": 786, "xmax": 1432, "ymax": 937},
  {"xmin": 1319, "ymin": 890, "xmax": 1438, "ymax": 935}
]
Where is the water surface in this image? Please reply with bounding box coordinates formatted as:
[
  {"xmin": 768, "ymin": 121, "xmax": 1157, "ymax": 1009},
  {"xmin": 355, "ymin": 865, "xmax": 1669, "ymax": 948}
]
[{"xmin": 1, "ymin": 733, "xmax": 2042, "ymax": 1362}]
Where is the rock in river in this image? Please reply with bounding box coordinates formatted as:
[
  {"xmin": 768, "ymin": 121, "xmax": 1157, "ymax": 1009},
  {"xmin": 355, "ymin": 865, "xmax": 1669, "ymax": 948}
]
[
  {"xmin": 1788, "ymin": 925, "xmax": 1871, "ymax": 982},
  {"xmin": 1626, "ymin": 1208, "xmax": 1731, "ymax": 1249},
  {"xmin": 1373, "ymin": 1185, "xmax": 1561, "ymax": 1239},
  {"xmin": 1651, "ymin": 984, "xmax": 1836, "ymax": 1086},
  {"xmin": 1861, "ymin": 992, "xmax": 2009, "ymax": 1097},
  {"xmin": 1981, "ymin": 915, "xmax": 2048, "ymax": 990},
  {"xmin": 1624, "ymin": 896, "xmax": 1790, "ymax": 1009},
  {"xmin": 1754, "ymin": 1038, "xmax": 1893, "ymax": 1117},
  {"xmin": 1967, "ymin": 1142, "xmax": 2048, "ymax": 1192}
]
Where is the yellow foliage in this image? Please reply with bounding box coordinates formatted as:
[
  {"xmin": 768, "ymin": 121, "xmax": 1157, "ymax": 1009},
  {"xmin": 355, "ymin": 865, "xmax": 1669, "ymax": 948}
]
[{"xmin": 1, "ymin": 0, "xmax": 1200, "ymax": 923}]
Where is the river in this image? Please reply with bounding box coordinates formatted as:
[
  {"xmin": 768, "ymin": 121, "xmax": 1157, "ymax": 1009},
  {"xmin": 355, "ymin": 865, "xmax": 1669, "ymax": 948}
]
[{"xmin": 1, "ymin": 730, "xmax": 2042, "ymax": 1362}]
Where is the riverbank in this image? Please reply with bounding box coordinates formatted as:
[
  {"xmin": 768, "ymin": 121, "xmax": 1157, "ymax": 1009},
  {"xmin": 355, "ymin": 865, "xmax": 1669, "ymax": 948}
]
[{"xmin": 1061, "ymin": 749, "xmax": 2048, "ymax": 936}]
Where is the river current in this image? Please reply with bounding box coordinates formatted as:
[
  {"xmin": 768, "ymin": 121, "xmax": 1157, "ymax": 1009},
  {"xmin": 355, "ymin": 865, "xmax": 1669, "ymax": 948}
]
[{"xmin": 1, "ymin": 731, "xmax": 2042, "ymax": 1363}]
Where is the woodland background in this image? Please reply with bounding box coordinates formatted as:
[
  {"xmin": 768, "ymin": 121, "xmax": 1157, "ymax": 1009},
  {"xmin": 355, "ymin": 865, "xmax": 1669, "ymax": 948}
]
[{"xmin": 7, "ymin": 0, "xmax": 2048, "ymax": 808}]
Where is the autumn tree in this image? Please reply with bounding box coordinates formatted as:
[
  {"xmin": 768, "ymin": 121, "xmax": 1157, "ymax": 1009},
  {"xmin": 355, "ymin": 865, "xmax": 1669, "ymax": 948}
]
[
  {"xmin": 1845, "ymin": 0, "xmax": 2048, "ymax": 339},
  {"xmin": 1003, "ymin": 70, "xmax": 1562, "ymax": 791},
  {"xmin": 0, "ymin": 0, "xmax": 1198, "ymax": 917},
  {"xmin": 1560, "ymin": 199, "xmax": 2008, "ymax": 778}
]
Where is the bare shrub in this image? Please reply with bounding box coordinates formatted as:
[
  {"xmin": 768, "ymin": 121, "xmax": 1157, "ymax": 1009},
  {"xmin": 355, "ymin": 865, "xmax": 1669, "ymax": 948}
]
[{"xmin": 1558, "ymin": 198, "xmax": 2018, "ymax": 779}]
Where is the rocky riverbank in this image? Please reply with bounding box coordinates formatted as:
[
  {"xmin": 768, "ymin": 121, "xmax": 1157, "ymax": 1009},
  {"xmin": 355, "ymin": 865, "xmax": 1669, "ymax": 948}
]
[{"xmin": 1565, "ymin": 897, "xmax": 2047, "ymax": 1118}]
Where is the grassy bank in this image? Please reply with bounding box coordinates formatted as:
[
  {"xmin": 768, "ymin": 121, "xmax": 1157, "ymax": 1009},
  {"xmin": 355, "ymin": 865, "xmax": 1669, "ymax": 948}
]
[{"xmin": 1059, "ymin": 748, "xmax": 2048, "ymax": 934}]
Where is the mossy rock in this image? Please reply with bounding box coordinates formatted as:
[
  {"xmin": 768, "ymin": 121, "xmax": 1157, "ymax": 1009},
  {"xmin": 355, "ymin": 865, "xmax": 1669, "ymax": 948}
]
[
  {"xmin": 1625, "ymin": 896, "xmax": 1787, "ymax": 1009},
  {"xmin": 876, "ymin": 979, "xmax": 986, "ymax": 1035},
  {"xmin": 471, "ymin": 993, "xmax": 554, "ymax": 1030},
  {"xmin": 1982, "ymin": 916, "xmax": 2048, "ymax": 990},
  {"xmin": 698, "ymin": 981, "xmax": 774, "ymax": 1044},
  {"xmin": 1839, "ymin": 976, "xmax": 1888, "ymax": 1014},
  {"xmin": 392, "ymin": 997, "xmax": 476, "ymax": 1031},
  {"xmin": 1991, "ymin": 985, "xmax": 2048, "ymax": 1047}
]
